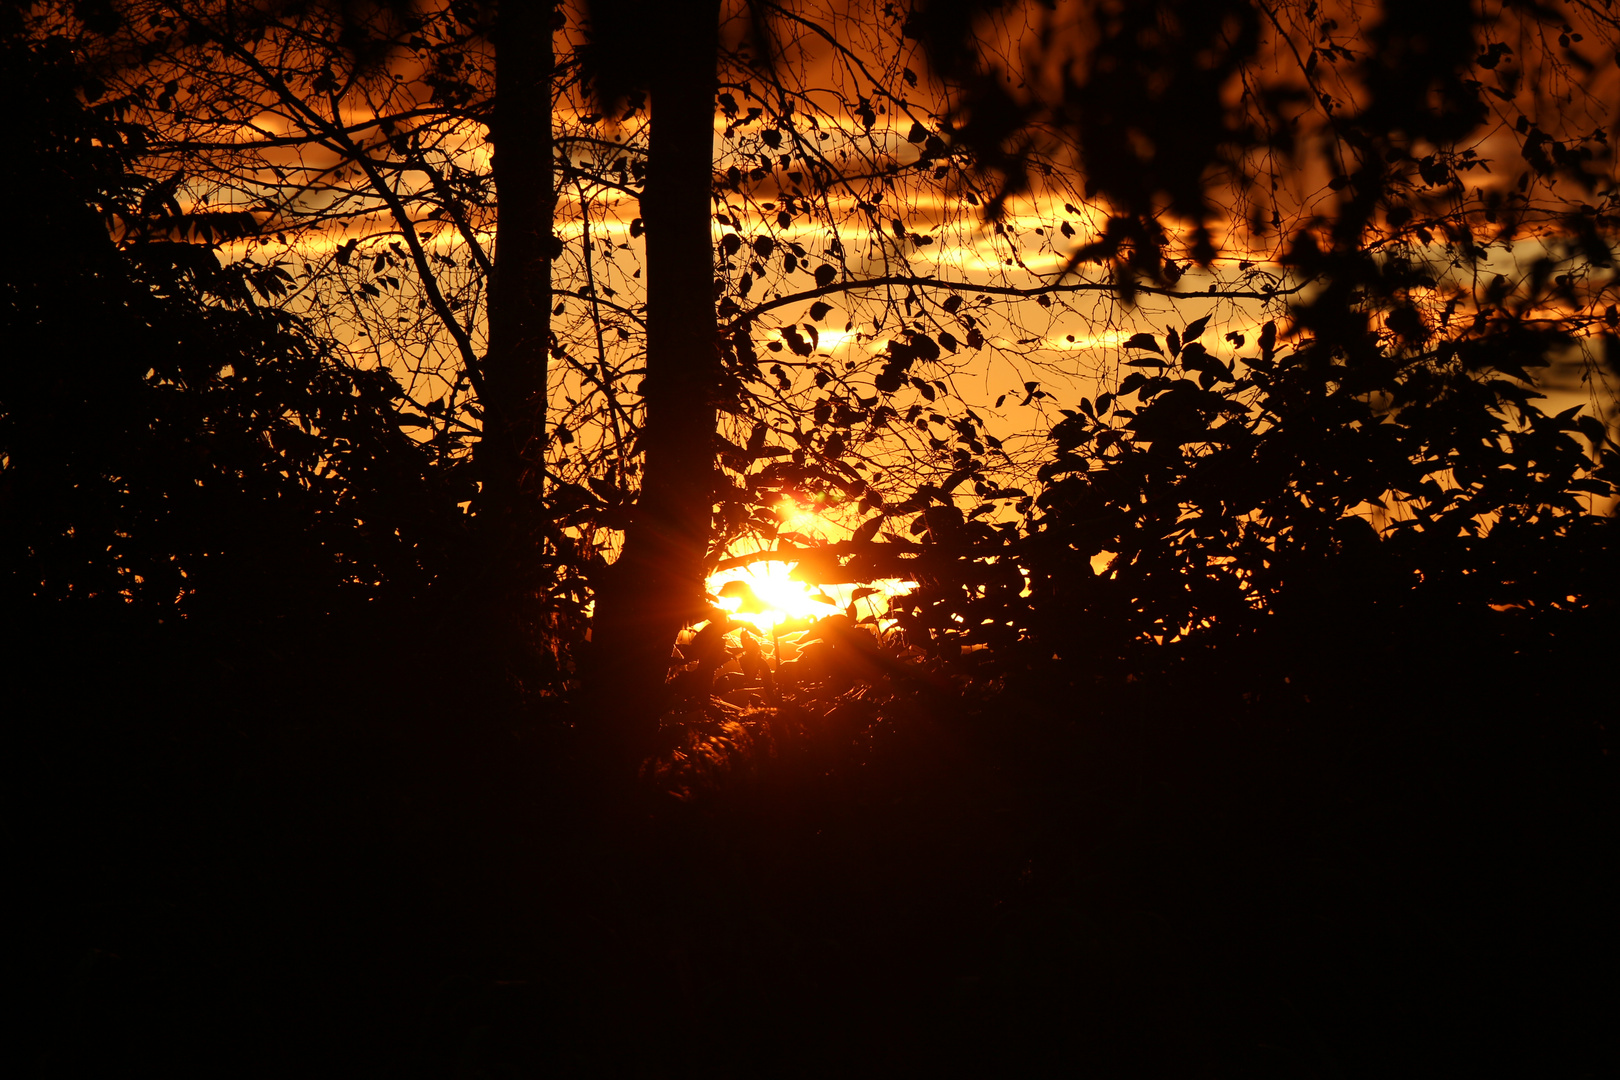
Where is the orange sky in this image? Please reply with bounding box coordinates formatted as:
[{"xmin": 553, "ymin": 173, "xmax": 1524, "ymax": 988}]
[{"xmin": 95, "ymin": 0, "xmax": 1617, "ymax": 559}]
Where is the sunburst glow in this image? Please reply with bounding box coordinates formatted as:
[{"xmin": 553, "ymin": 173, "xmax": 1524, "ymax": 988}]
[
  {"xmin": 707, "ymin": 499, "xmax": 912, "ymax": 635},
  {"xmin": 710, "ymin": 561, "xmax": 842, "ymax": 633},
  {"xmin": 772, "ymin": 495, "xmax": 835, "ymax": 541}
]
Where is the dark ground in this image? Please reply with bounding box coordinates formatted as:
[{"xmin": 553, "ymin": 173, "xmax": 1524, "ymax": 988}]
[{"xmin": 15, "ymin": 609, "xmax": 1615, "ymax": 1078}]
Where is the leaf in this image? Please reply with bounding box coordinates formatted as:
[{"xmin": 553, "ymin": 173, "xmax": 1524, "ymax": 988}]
[
  {"xmin": 815, "ymin": 264, "xmax": 836, "ymax": 288},
  {"xmin": 1179, "ymin": 342, "xmax": 1211, "ymax": 366},
  {"xmin": 1183, "ymin": 314, "xmax": 1210, "ymax": 341},
  {"xmin": 1577, "ymin": 414, "xmax": 1609, "ymax": 451},
  {"xmin": 809, "ymin": 301, "xmax": 832, "ymax": 321},
  {"xmin": 1124, "ymin": 333, "xmax": 1162, "ymax": 354}
]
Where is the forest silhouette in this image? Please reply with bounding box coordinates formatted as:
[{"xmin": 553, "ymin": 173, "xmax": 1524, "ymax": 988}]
[{"xmin": 8, "ymin": 0, "xmax": 1616, "ymax": 1075}]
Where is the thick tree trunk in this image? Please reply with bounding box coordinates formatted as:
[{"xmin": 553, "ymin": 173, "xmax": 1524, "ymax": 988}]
[
  {"xmin": 482, "ymin": 0, "xmax": 555, "ymax": 514},
  {"xmin": 586, "ymin": 0, "xmax": 722, "ymax": 754}
]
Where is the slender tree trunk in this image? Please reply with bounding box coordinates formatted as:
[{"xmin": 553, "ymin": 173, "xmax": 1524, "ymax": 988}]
[
  {"xmin": 457, "ymin": 1, "xmax": 557, "ymax": 697},
  {"xmin": 483, "ymin": 0, "xmax": 555, "ymax": 514},
  {"xmin": 586, "ymin": 0, "xmax": 722, "ymax": 754}
]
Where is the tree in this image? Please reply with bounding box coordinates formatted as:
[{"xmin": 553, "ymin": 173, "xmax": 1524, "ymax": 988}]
[
  {"xmin": 52, "ymin": 0, "xmax": 1102, "ymax": 739},
  {"xmin": 885, "ymin": 0, "xmax": 1618, "ymax": 693},
  {"xmin": 1, "ymin": 15, "xmax": 469, "ymax": 640},
  {"xmin": 577, "ymin": 0, "xmax": 726, "ymax": 744},
  {"xmin": 35, "ymin": 0, "xmax": 1617, "ymax": 755}
]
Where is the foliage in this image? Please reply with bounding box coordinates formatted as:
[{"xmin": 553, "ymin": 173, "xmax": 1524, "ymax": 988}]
[
  {"xmin": 0, "ymin": 21, "xmax": 477, "ymax": 636},
  {"xmin": 888, "ymin": 311, "xmax": 1616, "ymax": 687},
  {"xmin": 10, "ymin": 5, "xmax": 1615, "ymax": 1076},
  {"xmin": 789, "ymin": 0, "xmax": 1620, "ymax": 708},
  {"xmin": 11, "ymin": 0, "xmax": 1617, "ymax": 703}
]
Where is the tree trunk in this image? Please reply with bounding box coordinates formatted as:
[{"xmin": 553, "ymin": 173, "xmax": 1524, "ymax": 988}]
[
  {"xmin": 457, "ymin": 1, "xmax": 558, "ymax": 696},
  {"xmin": 482, "ymin": 0, "xmax": 555, "ymax": 515},
  {"xmin": 586, "ymin": 0, "xmax": 722, "ymax": 755}
]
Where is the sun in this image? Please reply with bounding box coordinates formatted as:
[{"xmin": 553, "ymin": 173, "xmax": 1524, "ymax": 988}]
[
  {"xmin": 707, "ymin": 496, "xmax": 844, "ymax": 632},
  {"xmin": 709, "ymin": 561, "xmax": 839, "ymax": 633},
  {"xmin": 705, "ymin": 497, "xmax": 912, "ymax": 635}
]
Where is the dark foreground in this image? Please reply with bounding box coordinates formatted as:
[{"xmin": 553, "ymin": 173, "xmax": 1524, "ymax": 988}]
[{"xmin": 16, "ymin": 612, "xmax": 1614, "ymax": 1078}]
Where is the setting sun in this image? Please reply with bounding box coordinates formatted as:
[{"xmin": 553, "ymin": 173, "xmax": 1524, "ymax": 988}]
[
  {"xmin": 707, "ymin": 498, "xmax": 908, "ymax": 634},
  {"xmin": 710, "ymin": 561, "xmax": 840, "ymax": 633}
]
